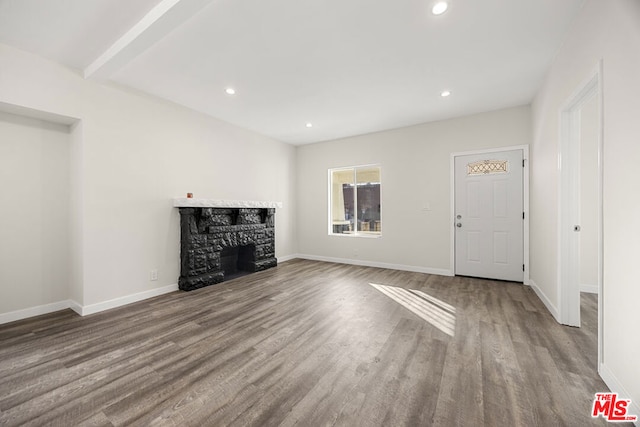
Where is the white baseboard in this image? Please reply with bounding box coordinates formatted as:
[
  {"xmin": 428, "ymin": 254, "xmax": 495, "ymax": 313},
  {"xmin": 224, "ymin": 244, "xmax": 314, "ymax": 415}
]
[
  {"xmin": 296, "ymin": 253, "xmax": 453, "ymax": 276},
  {"xmin": 79, "ymin": 283, "xmax": 179, "ymax": 316},
  {"xmin": 528, "ymin": 279, "xmax": 560, "ymax": 322},
  {"xmin": 68, "ymin": 299, "xmax": 83, "ymax": 316},
  {"xmin": 599, "ymin": 363, "xmax": 640, "ymax": 426},
  {"xmin": 277, "ymin": 254, "xmax": 299, "ymax": 263},
  {"xmin": 580, "ymin": 283, "xmax": 599, "ymax": 294},
  {"xmin": 0, "ymin": 284, "xmax": 179, "ymax": 323},
  {"xmin": 0, "ymin": 300, "xmax": 71, "ymax": 325}
]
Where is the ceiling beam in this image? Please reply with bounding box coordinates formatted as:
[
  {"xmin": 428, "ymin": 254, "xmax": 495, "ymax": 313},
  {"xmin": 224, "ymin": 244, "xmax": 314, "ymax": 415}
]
[{"xmin": 84, "ymin": 0, "xmax": 213, "ymax": 80}]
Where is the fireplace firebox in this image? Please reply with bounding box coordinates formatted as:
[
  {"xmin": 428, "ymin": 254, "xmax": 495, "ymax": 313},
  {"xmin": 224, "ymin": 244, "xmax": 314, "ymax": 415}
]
[{"xmin": 220, "ymin": 245, "xmax": 256, "ymax": 280}]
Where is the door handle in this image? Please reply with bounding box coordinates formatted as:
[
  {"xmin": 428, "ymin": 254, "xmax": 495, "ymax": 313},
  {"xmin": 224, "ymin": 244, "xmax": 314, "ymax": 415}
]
[{"xmin": 456, "ymin": 223, "xmax": 462, "ymax": 228}]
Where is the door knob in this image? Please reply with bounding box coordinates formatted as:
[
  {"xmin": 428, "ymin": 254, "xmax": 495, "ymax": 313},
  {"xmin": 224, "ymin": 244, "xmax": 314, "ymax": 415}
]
[{"xmin": 456, "ymin": 223, "xmax": 462, "ymax": 228}]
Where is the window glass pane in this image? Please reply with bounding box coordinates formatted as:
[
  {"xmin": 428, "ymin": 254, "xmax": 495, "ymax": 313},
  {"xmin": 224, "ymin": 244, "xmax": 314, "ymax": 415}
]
[
  {"xmin": 330, "ymin": 165, "xmax": 381, "ymax": 236},
  {"xmin": 331, "ymin": 169, "xmax": 354, "ymax": 234},
  {"xmin": 356, "ymin": 167, "xmax": 381, "ymax": 234}
]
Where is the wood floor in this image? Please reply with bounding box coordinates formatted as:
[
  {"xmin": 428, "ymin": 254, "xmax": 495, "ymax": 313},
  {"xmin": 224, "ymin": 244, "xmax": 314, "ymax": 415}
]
[{"xmin": 0, "ymin": 259, "xmax": 625, "ymax": 426}]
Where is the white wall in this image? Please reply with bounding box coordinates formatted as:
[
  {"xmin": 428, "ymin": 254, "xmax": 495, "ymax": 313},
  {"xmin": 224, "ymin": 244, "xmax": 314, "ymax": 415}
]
[
  {"xmin": 0, "ymin": 112, "xmax": 71, "ymax": 313},
  {"xmin": 297, "ymin": 106, "xmax": 531, "ymax": 273},
  {"xmin": 0, "ymin": 43, "xmax": 297, "ymax": 312},
  {"xmin": 579, "ymin": 94, "xmax": 598, "ymax": 292},
  {"xmin": 531, "ymin": 0, "xmax": 640, "ymax": 410},
  {"xmin": 69, "ymin": 121, "xmax": 84, "ymax": 305}
]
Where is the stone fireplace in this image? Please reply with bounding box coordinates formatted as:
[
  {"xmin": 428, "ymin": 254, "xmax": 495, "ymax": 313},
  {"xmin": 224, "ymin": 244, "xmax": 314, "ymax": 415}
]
[{"xmin": 174, "ymin": 199, "xmax": 281, "ymax": 291}]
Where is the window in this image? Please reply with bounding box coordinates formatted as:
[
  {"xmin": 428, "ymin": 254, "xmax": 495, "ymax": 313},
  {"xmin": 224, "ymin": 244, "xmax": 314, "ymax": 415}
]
[{"xmin": 329, "ymin": 165, "xmax": 381, "ymax": 236}]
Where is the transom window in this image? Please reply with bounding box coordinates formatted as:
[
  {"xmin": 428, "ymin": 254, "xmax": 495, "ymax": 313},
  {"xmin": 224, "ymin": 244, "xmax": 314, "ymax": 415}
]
[
  {"xmin": 467, "ymin": 159, "xmax": 508, "ymax": 175},
  {"xmin": 329, "ymin": 165, "xmax": 381, "ymax": 237}
]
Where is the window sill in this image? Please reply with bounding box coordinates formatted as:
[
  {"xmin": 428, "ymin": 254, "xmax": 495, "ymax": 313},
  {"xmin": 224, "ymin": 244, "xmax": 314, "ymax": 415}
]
[{"xmin": 329, "ymin": 231, "xmax": 382, "ymax": 239}]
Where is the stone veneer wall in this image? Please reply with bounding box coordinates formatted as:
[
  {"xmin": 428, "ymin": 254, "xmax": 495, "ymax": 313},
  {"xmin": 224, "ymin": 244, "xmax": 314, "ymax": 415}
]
[{"xmin": 178, "ymin": 207, "xmax": 277, "ymax": 291}]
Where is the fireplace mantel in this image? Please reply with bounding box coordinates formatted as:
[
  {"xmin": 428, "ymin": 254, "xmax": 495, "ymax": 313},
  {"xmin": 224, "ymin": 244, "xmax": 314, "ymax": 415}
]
[{"xmin": 173, "ymin": 198, "xmax": 283, "ymax": 209}]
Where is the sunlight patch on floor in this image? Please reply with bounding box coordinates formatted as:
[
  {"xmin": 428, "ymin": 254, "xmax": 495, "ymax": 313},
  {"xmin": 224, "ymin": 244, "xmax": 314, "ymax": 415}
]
[{"xmin": 369, "ymin": 283, "xmax": 456, "ymax": 336}]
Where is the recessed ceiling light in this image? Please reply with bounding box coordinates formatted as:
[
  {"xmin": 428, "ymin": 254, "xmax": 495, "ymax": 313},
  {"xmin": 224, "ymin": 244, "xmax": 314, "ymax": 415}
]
[
  {"xmin": 441, "ymin": 90, "xmax": 451, "ymax": 97},
  {"xmin": 432, "ymin": 1, "xmax": 448, "ymax": 15},
  {"xmin": 306, "ymin": 123, "xmax": 313, "ymax": 128},
  {"xmin": 225, "ymin": 88, "xmax": 236, "ymax": 95}
]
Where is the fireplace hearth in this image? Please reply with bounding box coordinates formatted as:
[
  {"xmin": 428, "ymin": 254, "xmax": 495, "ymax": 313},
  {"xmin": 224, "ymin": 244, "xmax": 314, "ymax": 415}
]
[{"xmin": 175, "ymin": 199, "xmax": 281, "ymax": 291}]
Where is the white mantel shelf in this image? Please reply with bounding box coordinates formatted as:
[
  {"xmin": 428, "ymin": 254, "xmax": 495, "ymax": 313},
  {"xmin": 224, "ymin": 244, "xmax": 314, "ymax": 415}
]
[{"xmin": 173, "ymin": 198, "xmax": 283, "ymax": 209}]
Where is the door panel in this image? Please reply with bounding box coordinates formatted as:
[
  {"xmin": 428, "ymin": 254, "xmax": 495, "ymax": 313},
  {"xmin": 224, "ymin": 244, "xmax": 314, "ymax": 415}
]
[
  {"xmin": 493, "ymin": 231, "xmax": 508, "ymax": 264},
  {"xmin": 455, "ymin": 150, "xmax": 523, "ymax": 282},
  {"xmin": 493, "ymin": 181, "xmax": 508, "ymax": 217},
  {"xmin": 467, "ymin": 181, "xmax": 480, "ymax": 218},
  {"xmin": 467, "ymin": 231, "xmax": 481, "ymax": 262}
]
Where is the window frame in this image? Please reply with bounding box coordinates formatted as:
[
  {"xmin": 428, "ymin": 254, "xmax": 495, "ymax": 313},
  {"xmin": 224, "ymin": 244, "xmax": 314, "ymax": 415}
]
[{"xmin": 328, "ymin": 164, "xmax": 382, "ymax": 238}]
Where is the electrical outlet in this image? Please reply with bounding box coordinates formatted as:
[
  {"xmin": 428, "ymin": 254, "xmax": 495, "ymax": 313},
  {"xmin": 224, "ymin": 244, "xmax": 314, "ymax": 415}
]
[{"xmin": 150, "ymin": 269, "xmax": 158, "ymax": 281}]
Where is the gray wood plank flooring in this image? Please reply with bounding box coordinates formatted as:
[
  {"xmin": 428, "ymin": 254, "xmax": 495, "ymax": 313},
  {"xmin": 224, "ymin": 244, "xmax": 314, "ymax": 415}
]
[{"xmin": 0, "ymin": 260, "xmax": 625, "ymax": 426}]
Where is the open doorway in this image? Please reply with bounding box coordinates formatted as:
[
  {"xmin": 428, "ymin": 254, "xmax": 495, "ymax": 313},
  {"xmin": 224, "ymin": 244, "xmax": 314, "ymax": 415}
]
[
  {"xmin": 558, "ymin": 63, "xmax": 603, "ymax": 368},
  {"xmin": 578, "ymin": 90, "xmax": 600, "ymax": 364}
]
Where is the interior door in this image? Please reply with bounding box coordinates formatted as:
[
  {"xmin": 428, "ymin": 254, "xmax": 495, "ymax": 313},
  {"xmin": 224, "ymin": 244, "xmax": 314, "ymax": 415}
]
[{"xmin": 454, "ymin": 149, "xmax": 524, "ymax": 282}]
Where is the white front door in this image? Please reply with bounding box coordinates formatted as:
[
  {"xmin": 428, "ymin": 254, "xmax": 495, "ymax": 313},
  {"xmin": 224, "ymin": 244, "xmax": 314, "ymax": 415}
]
[{"xmin": 454, "ymin": 149, "xmax": 524, "ymax": 282}]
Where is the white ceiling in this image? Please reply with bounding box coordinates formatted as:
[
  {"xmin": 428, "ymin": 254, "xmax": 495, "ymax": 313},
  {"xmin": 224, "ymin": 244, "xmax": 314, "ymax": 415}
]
[{"xmin": 0, "ymin": 0, "xmax": 584, "ymax": 144}]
